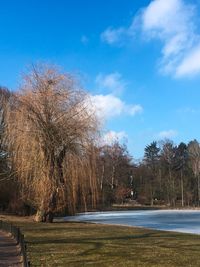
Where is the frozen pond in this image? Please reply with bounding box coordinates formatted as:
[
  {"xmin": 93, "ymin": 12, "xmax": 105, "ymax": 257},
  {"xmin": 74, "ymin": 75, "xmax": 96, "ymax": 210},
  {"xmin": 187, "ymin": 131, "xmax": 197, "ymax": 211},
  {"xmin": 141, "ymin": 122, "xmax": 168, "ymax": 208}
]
[{"xmin": 64, "ymin": 210, "xmax": 200, "ymax": 235}]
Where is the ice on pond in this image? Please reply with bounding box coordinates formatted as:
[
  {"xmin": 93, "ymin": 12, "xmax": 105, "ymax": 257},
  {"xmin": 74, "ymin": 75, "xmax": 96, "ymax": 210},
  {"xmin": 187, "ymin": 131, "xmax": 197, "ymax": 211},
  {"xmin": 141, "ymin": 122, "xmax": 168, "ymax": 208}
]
[{"xmin": 64, "ymin": 210, "xmax": 200, "ymax": 234}]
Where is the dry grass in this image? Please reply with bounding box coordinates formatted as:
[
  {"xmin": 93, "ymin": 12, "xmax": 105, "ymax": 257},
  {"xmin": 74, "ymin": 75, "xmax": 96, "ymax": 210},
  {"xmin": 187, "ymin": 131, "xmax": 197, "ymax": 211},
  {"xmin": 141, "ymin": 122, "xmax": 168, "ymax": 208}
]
[{"xmin": 1, "ymin": 214, "xmax": 200, "ymax": 267}]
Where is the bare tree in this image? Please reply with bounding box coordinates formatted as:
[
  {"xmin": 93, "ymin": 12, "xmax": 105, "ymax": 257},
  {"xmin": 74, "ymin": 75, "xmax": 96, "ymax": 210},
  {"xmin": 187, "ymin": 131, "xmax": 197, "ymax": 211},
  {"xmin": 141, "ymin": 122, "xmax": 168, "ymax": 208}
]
[
  {"xmin": 6, "ymin": 64, "xmax": 99, "ymax": 222},
  {"xmin": 96, "ymin": 141, "xmax": 133, "ymax": 206},
  {"xmin": 160, "ymin": 140, "xmax": 176, "ymax": 206},
  {"xmin": 188, "ymin": 140, "xmax": 200, "ymax": 206}
]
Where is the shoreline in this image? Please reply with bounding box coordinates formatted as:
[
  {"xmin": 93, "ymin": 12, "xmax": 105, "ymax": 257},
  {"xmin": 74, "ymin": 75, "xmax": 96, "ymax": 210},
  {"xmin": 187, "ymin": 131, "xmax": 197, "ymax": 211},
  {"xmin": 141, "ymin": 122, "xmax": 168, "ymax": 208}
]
[{"xmin": 86, "ymin": 205, "xmax": 200, "ymax": 213}]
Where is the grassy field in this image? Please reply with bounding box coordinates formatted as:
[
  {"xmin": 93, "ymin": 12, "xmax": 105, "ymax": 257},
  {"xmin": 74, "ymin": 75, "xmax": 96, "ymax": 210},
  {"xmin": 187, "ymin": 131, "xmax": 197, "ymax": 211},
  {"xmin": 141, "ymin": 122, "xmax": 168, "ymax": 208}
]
[{"xmin": 0, "ymin": 215, "xmax": 200, "ymax": 267}]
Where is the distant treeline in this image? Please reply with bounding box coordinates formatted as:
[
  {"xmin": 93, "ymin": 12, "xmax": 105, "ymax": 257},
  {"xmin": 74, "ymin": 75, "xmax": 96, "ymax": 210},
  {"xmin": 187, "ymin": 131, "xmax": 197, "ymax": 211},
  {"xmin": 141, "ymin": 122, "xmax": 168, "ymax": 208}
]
[
  {"xmin": 134, "ymin": 140, "xmax": 200, "ymax": 207},
  {"xmin": 95, "ymin": 139, "xmax": 200, "ymax": 208}
]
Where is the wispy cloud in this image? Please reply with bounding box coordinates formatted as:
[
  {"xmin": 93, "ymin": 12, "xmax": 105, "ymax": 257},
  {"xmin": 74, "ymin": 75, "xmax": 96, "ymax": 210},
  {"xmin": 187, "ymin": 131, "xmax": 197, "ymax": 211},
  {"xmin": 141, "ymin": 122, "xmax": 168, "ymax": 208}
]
[
  {"xmin": 91, "ymin": 94, "xmax": 143, "ymax": 120},
  {"xmin": 177, "ymin": 107, "xmax": 197, "ymax": 114},
  {"xmin": 101, "ymin": 0, "xmax": 200, "ymax": 78},
  {"xmin": 102, "ymin": 130, "xmax": 128, "ymax": 145},
  {"xmin": 176, "ymin": 44, "xmax": 200, "ymax": 77},
  {"xmin": 101, "ymin": 27, "xmax": 126, "ymax": 45},
  {"xmin": 95, "ymin": 72, "xmax": 126, "ymax": 95},
  {"xmin": 81, "ymin": 35, "xmax": 89, "ymax": 45},
  {"xmin": 157, "ymin": 129, "xmax": 178, "ymax": 139}
]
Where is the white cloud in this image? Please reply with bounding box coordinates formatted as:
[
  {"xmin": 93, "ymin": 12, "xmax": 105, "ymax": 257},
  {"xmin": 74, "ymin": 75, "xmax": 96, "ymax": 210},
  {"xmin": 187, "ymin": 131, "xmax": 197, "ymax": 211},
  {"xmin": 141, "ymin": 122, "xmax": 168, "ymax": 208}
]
[
  {"xmin": 102, "ymin": 130, "xmax": 128, "ymax": 145},
  {"xmin": 141, "ymin": 0, "xmax": 198, "ymax": 76},
  {"xmin": 91, "ymin": 94, "xmax": 143, "ymax": 120},
  {"xmin": 157, "ymin": 129, "xmax": 178, "ymax": 139},
  {"xmin": 91, "ymin": 72, "xmax": 143, "ymax": 121},
  {"xmin": 176, "ymin": 45, "xmax": 200, "ymax": 77},
  {"xmin": 95, "ymin": 72, "xmax": 126, "ymax": 94},
  {"xmin": 101, "ymin": 0, "xmax": 200, "ymax": 77},
  {"xmin": 91, "ymin": 94, "xmax": 124, "ymax": 118}
]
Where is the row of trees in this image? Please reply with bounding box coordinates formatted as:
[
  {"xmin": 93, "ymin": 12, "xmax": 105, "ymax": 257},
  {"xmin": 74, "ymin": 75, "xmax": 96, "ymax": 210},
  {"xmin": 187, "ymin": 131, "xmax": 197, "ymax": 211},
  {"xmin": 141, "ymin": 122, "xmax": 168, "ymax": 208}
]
[
  {"xmin": 136, "ymin": 140, "xmax": 200, "ymax": 207},
  {"xmin": 0, "ymin": 64, "xmax": 200, "ymax": 222},
  {"xmin": 96, "ymin": 139, "xmax": 200, "ymax": 208}
]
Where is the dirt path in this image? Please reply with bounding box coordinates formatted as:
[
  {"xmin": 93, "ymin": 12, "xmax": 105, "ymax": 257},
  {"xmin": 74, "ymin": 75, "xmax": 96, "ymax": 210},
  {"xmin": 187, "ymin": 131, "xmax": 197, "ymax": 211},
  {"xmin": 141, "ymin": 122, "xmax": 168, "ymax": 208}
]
[{"xmin": 0, "ymin": 230, "xmax": 22, "ymax": 267}]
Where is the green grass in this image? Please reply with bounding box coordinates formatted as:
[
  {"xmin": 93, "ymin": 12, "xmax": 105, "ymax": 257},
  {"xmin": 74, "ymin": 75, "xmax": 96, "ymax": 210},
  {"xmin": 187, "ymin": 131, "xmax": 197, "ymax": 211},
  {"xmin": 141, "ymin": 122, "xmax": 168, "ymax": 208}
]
[{"xmin": 1, "ymin": 215, "xmax": 200, "ymax": 267}]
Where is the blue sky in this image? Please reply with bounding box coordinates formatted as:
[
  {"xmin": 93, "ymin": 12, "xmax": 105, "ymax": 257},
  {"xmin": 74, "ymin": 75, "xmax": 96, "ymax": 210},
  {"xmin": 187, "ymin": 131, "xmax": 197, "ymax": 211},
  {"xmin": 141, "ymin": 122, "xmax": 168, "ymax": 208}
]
[{"xmin": 1, "ymin": 0, "xmax": 200, "ymax": 159}]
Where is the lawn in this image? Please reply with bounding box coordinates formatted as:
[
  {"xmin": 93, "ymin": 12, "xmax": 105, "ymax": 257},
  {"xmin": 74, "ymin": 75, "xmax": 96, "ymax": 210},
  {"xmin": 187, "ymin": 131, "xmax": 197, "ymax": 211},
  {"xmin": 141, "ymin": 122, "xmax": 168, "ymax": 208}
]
[{"xmin": 0, "ymin": 214, "xmax": 200, "ymax": 267}]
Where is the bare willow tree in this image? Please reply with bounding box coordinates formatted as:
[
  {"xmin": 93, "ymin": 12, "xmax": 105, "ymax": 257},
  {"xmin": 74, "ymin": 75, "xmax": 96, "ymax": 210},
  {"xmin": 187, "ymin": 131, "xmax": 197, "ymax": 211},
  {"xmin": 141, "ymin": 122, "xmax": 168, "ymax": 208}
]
[{"xmin": 6, "ymin": 64, "xmax": 99, "ymax": 222}]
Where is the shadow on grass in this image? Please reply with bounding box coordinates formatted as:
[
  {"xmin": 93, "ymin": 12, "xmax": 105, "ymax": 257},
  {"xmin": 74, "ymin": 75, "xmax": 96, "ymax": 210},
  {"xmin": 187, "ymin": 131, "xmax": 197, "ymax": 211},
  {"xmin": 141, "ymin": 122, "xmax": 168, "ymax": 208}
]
[
  {"xmin": 26, "ymin": 232, "xmax": 159, "ymax": 258},
  {"xmin": 26, "ymin": 229, "xmax": 200, "ymax": 253},
  {"xmin": 27, "ymin": 232, "xmax": 157, "ymax": 244}
]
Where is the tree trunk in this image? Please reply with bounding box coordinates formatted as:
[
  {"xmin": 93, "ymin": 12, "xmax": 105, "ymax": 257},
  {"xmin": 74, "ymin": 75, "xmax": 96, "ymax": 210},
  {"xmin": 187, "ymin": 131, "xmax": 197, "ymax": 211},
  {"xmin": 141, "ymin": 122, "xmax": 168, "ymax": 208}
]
[
  {"xmin": 198, "ymin": 175, "xmax": 200, "ymax": 206},
  {"xmin": 168, "ymin": 167, "xmax": 172, "ymax": 206},
  {"xmin": 45, "ymin": 210, "xmax": 54, "ymax": 223},
  {"xmin": 111, "ymin": 165, "xmax": 115, "ymax": 190},
  {"xmin": 35, "ymin": 209, "xmax": 45, "ymax": 222},
  {"xmin": 172, "ymin": 177, "xmax": 175, "ymax": 207},
  {"xmin": 181, "ymin": 170, "xmax": 184, "ymax": 207},
  {"xmin": 42, "ymin": 190, "xmax": 57, "ymax": 223},
  {"xmin": 100, "ymin": 164, "xmax": 104, "ymax": 191},
  {"xmin": 150, "ymin": 184, "xmax": 153, "ymax": 206}
]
